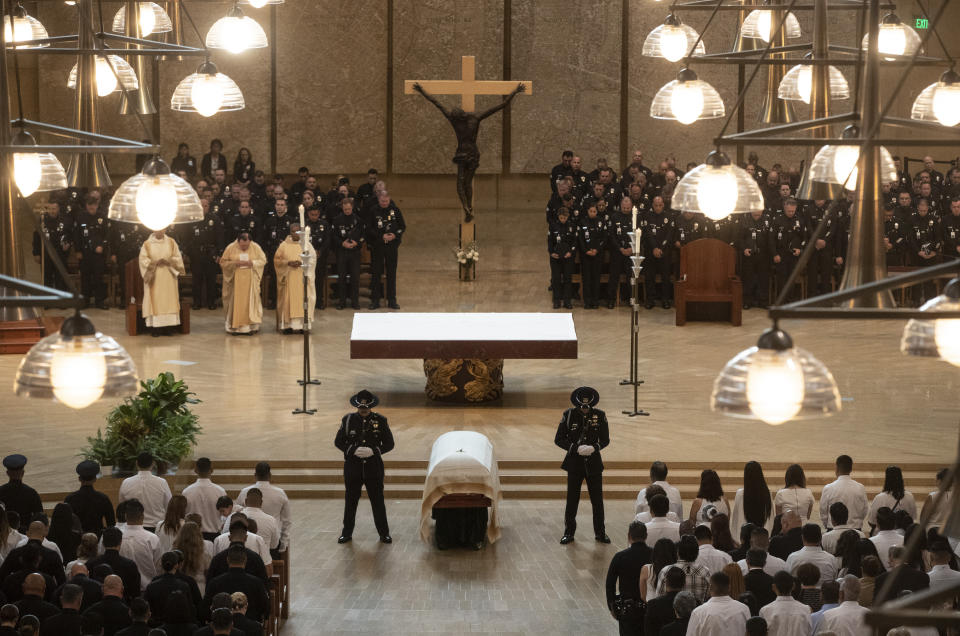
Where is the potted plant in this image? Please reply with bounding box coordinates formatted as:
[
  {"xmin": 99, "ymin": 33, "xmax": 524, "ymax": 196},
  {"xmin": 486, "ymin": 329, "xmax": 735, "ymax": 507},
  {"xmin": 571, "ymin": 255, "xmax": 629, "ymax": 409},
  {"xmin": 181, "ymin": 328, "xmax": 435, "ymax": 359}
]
[{"xmin": 82, "ymin": 371, "xmax": 202, "ymax": 476}]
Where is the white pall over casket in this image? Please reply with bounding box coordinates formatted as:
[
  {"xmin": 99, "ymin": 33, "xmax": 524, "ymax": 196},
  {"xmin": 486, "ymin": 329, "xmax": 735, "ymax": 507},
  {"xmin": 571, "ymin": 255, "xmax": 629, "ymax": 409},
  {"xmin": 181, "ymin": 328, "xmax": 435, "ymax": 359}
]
[{"xmin": 419, "ymin": 431, "xmax": 502, "ymax": 544}]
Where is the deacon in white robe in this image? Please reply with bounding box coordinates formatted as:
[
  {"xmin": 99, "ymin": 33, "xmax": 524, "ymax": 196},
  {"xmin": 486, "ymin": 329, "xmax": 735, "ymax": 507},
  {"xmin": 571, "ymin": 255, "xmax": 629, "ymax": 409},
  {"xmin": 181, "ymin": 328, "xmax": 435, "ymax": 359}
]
[
  {"xmin": 274, "ymin": 223, "xmax": 316, "ymax": 333},
  {"xmin": 220, "ymin": 233, "xmax": 266, "ymax": 334},
  {"xmin": 139, "ymin": 229, "xmax": 185, "ymax": 333}
]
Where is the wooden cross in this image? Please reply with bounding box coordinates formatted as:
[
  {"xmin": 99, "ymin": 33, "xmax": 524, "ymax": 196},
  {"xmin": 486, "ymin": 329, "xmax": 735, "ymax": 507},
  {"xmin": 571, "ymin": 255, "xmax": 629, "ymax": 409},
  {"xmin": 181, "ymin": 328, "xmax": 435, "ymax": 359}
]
[{"xmin": 403, "ymin": 55, "xmax": 534, "ymax": 113}]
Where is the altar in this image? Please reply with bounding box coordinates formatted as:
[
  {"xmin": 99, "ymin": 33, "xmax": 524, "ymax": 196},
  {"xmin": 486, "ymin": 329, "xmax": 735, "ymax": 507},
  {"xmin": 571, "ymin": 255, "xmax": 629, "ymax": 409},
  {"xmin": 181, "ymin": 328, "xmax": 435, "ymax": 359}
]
[{"xmin": 350, "ymin": 313, "xmax": 578, "ymax": 402}]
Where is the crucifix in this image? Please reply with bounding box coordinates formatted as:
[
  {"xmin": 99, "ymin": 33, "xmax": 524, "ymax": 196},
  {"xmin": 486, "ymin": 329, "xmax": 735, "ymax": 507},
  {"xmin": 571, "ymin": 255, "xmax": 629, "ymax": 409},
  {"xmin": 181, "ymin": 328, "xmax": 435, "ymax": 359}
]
[{"xmin": 405, "ymin": 55, "xmax": 533, "ymax": 280}]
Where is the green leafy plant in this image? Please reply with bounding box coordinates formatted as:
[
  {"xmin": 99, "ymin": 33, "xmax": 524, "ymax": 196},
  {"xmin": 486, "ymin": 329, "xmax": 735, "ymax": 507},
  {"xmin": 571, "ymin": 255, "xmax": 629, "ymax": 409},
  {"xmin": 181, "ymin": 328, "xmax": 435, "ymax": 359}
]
[{"xmin": 82, "ymin": 372, "xmax": 202, "ymax": 473}]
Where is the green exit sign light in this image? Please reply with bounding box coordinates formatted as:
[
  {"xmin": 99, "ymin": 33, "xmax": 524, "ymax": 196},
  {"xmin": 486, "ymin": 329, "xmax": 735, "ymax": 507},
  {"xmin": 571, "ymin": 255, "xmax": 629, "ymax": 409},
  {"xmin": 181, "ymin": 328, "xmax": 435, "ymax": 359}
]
[{"xmin": 915, "ymin": 17, "xmax": 929, "ymax": 29}]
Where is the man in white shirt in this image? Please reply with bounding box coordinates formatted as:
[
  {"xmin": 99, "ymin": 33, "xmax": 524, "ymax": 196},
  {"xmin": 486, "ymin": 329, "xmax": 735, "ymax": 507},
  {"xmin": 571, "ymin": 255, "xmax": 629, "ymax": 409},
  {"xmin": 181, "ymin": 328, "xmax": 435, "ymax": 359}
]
[
  {"xmin": 810, "ymin": 580, "xmax": 840, "ymax": 634},
  {"xmin": 869, "ymin": 507, "xmax": 903, "ymax": 570},
  {"xmin": 686, "ymin": 571, "xmax": 751, "ymax": 636},
  {"xmin": 818, "ymin": 455, "xmax": 868, "ymax": 531},
  {"xmin": 694, "ymin": 525, "xmax": 733, "ymax": 574},
  {"xmin": 118, "ymin": 499, "xmax": 162, "ymax": 591},
  {"xmin": 180, "ymin": 457, "xmax": 226, "ymax": 541},
  {"xmin": 644, "ymin": 494, "xmax": 681, "ymax": 545},
  {"xmin": 817, "ymin": 575, "xmax": 870, "ymax": 636},
  {"xmin": 235, "ymin": 488, "xmax": 280, "ymax": 552},
  {"xmin": 821, "ymin": 503, "xmax": 864, "ymax": 555},
  {"xmin": 738, "ymin": 527, "xmax": 788, "ymax": 576},
  {"xmin": 117, "ymin": 453, "xmax": 172, "ymax": 531},
  {"xmin": 635, "ymin": 461, "xmax": 683, "ymax": 518},
  {"xmin": 760, "ymin": 571, "xmax": 812, "ymax": 636},
  {"xmin": 236, "ymin": 462, "xmax": 291, "ymax": 552},
  {"xmin": 926, "ymin": 540, "xmax": 960, "ymax": 602},
  {"xmin": 212, "ymin": 518, "xmax": 272, "ymax": 574},
  {"xmin": 786, "ymin": 524, "xmax": 839, "ymax": 587}
]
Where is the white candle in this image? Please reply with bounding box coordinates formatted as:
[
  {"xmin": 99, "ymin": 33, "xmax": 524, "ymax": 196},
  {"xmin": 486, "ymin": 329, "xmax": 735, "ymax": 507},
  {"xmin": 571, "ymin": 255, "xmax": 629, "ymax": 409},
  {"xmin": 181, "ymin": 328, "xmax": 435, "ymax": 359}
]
[
  {"xmin": 631, "ymin": 205, "xmax": 638, "ymax": 231},
  {"xmin": 299, "ymin": 204, "xmax": 305, "ymax": 229}
]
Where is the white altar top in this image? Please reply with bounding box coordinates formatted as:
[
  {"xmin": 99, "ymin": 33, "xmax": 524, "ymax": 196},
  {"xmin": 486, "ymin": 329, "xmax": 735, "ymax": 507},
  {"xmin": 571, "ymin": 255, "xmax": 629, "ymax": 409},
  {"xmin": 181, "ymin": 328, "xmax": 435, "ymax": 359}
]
[{"xmin": 419, "ymin": 431, "xmax": 502, "ymax": 544}]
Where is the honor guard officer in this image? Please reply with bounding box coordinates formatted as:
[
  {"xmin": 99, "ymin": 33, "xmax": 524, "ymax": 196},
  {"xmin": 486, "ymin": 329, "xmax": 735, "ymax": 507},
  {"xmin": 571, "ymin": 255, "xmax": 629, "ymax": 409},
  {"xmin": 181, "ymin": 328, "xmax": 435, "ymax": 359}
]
[
  {"xmin": 186, "ymin": 199, "xmax": 224, "ymax": 310},
  {"xmin": 556, "ymin": 387, "xmax": 610, "ymax": 545},
  {"xmin": 941, "ymin": 198, "xmax": 960, "ymax": 260},
  {"xmin": 803, "ymin": 199, "xmax": 836, "ymax": 298},
  {"xmin": 305, "ymin": 204, "xmax": 332, "ymax": 309},
  {"xmin": 334, "ymin": 390, "xmax": 394, "ymax": 544},
  {"xmin": 642, "ymin": 196, "xmax": 675, "ymax": 309},
  {"xmin": 332, "ymin": 198, "xmax": 365, "ymax": 310},
  {"xmin": 548, "ymin": 207, "xmax": 578, "ymax": 309},
  {"xmin": 76, "ymin": 195, "xmax": 109, "ymax": 308},
  {"xmin": 368, "ymin": 192, "xmax": 406, "ymax": 310},
  {"xmin": 0, "ymin": 455, "xmax": 42, "ymax": 532},
  {"xmin": 772, "ymin": 198, "xmax": 806, "ymax": 301},
  {"xmin": 738, "ymin": 209, "xmax": 774, "ymax": 309},
  {"xmin": 32, "ymin": 199, "xmax": 74, "ymax": 290},
  {"xmin": 64, "ymin": 461, "xmax": 115, "ymax": 536},
  {"xmin": 606, "ymin": 197, "xmax": 636, "ymax": 309}
]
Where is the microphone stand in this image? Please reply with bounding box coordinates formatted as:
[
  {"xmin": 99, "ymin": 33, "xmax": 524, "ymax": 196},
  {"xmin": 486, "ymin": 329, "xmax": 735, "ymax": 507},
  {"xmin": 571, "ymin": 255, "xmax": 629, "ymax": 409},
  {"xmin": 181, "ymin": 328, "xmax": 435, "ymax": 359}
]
[
  {"xmin": 621, "ymin": 226, "xmax": 649, "ymax": 417},
  {"xmin": 293, "ymin": 226, "xmax": 320, "ymax": 415}
]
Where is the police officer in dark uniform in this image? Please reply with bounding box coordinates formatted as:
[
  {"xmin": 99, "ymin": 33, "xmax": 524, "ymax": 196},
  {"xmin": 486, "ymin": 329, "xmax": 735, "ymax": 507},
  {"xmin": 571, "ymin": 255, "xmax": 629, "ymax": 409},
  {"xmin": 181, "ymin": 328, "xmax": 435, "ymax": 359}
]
[
  {"xmin": 673, "ymin": 210, "xmax": 707, "ymax": 250},
  {"xmin": 332, "ymin": 198, "xmax": 365, "ymax": 310},
  {"xmin": 368, "ymin": 192, "xmax": 406, "ymax": 310},
  {"xmin": 555, "ymin": 387, "xmax": 610, "ymax": 545},
  {"xmin": 64, "ymin": 461, "xmax": 115, "ymax": 536},
  {"xmin": 549, "ymin": 150, "xmax": 574, "ymax": 194},
  {"xmin": 578, "ymin": 203, "xmax": 606, "ymax": 309},
  {"xmin": 570, "ymin": 156, "xmax": 590, "ymax": 199},
  {"xmin": 606, "ymin": 197, "xmax": 636, "ymax": 309},
  {"xmin": 32, "ymin": 199, "xmax": 74, "ymax": 290},
  {"xmin": 834, "ymin": 204, "xmax": 851, "ymax": 279},
  {"xmin": 710, "ymin": 214, "xmax": 741, "ymax": 249},
  {"xmin": 909, "ymin": 198, "xmax": 941, "ymax": 302},
  {"xmin": 605, "ymin": 521, "xmax": 652, "ymax": 636},
  {"xmin": 642, "ymin": 196, "xmax": 675, "ymax": 309},
  {"xmin": 75, "ymin": 195, "xmax": 109, "ymax": 308},
  {"xmin": 548, "ymin": 207, "xmax": 578, "ymax": 309},
  {"xmin": 738, "ymin": 209, "xmax": 774, "ymax": 309},
  {"xmin": 941, "ymin": 197, "xmax": 960, "ymax": 260},
  {"xmin": 355, "ymin": 169, "xmax": 379, "ymax": 209},
  {"xmin": 305, "ymin": 204, "xmax": 332, "ymax": 309},
  {"xmin": 226, "ymin": 200, "xmax": 260, "ymax": 245},
  {"xmin": 883, "ymin": 202, "xmax": 909, "ymax": 267},
  {"xmin": 803, "ymin": 199, "xmax": 836, "ymax": 298},
  {"xmin": 581, "ymin": 182, "xmax": 616, "ymax": 217},
  {"xmin": 772, "ymin": 198, "xmax": 806, "ymax": 301},
  {"xmin": 334, "ymin": 390, "xmax": 394, "ymax": 544},
  {"xmin": 108, "ymin": 218, "xmax": 148, "ymax": 304},
  {"xmin": 0, "ymin": 455, "xmax": 42, "ymax": 532},
  {"xmin": 184, "ymin": 198, "xmax": 224, "ymax": 311},
  {"xmin": 260, "ymin": 197, "xmax": 294, "ymax": 310}
]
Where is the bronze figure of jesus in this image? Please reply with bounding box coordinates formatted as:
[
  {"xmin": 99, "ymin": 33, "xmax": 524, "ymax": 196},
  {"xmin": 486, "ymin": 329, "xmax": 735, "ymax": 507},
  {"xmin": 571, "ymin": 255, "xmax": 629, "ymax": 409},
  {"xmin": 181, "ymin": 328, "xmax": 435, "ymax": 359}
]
[{"xmin": 412, "ymin": 82, "xmax": 525, "ymax": 223}]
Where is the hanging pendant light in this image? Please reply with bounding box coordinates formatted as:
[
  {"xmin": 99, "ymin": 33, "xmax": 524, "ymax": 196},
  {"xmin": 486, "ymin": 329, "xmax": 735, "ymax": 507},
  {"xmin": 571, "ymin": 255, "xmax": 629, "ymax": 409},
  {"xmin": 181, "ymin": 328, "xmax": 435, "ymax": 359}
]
[
  {"xmin": 11, "ymin": 130, "xmax": 68, "ymax": 197},
  {"xmin": 642, "ymin": 14, "xmax": 705, "ymax": 63},
  {"xmin": 902, "ymin": 279, "xmax": 960, "ymax": 367},
  {"xmin": 808, "ymin": 125, "xmax": 898, "ymax": 190},
  {"xmin": 111, "ymin": 2, "xmax": 172, "ymax": 36},
  {"xmin": 861, "ymin": 12, "xmax": 921, "ymax": 61},
  {"xmin": 205, "ymin": 3, "xmax": 267, "ymax": 54},
  {"xmin": 170, "ymin": 60, "xmax": 245, "ymax": 117},
  {"xmin": 239, "ymin": 0, "xmax": 284, "ymax": 7},
  {"xmin": 911, "ymin": 69, "xmax": 960, "ymax": 128},
  {"xmin": 778, "ymin": 58, "xmax": 850, "ymax": 104},
  {"xmin": 711, "ymin": 326, "xmax": 841, "ymax": 425},
  {"xmin": 741, "ymin": 8, "xmax": 802, "ymax": 43},
  {"xmin": 14, "ymin": 312, "xmax": 138, "ymax": 410},
  {"xmin": 650, "ymin": 68, "xmax": 725, "ymax": 125},
  {"xmin": 108, "ymin": 156, "xmax": 202, "ymax": 230},
  {"xmin": 67, "ymin": 55, "xmax": 139, "ymax": 97},
  {"xmin": 672, "ymin": 151, "xmax": 764, "ymax": 221},
  {"xmin": 3, "ymin": 3, "xmax": 49, "ymax": 48}
]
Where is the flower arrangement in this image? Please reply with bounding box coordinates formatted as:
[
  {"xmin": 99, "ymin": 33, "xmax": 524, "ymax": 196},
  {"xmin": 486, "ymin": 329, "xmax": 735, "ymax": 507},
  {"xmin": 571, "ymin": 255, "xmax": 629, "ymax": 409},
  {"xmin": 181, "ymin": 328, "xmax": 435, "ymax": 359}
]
[{"xmin": 454, "ymin": 241, "xmax": 479, "ymax": 265}]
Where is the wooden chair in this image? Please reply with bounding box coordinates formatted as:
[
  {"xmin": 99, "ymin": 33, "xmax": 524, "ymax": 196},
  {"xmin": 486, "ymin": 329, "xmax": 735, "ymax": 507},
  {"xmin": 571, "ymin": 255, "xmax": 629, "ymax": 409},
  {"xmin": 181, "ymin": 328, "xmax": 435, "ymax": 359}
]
[
  {"xmin": 124, "ymin": 259, "xmax": 191, "ymax": 336},
  {"xmin": 674, "ymin": 238, "xmax": 742, "ymax": 327}
]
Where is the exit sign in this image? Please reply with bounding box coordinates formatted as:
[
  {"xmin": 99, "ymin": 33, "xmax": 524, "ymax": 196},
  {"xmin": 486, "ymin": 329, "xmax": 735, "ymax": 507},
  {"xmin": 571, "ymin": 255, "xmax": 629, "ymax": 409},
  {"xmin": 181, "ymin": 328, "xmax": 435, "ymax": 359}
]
[{"xmin": 915, "ymin": 17, "xmax": 929, "ymax": 29}]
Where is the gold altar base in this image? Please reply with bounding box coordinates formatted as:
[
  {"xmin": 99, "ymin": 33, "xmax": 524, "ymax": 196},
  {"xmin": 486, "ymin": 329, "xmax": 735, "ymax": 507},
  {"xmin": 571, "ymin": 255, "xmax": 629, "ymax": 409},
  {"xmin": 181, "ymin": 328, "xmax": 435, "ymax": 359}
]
[{"xmin": 423, "ymin": 358, "xmax": 504, "ymax": 403}]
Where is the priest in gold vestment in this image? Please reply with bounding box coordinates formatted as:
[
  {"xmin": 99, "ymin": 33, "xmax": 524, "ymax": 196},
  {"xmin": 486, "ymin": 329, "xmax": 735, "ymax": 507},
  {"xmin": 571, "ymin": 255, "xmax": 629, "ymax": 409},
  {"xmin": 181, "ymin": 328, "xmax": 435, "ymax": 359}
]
[
  {"xmin": 274, "ymin": 222, "xmax": 317, "ymax": 334},
  {"xmin": 220, "ymin": 231, "xmax": 267, "ymax": 335},
  {"xmin": 139, "ymin": 228, "xmax": 186, "ymax": 336}
]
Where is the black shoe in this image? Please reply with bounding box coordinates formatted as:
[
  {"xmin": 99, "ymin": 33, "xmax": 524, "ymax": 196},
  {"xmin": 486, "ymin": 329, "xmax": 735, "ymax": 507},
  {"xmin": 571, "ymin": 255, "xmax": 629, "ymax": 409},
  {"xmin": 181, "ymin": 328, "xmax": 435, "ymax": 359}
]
[
  {"xmin": 559, "ymin": 534, "xmax": 575, "ymax": 545},
  {"xmin": 282, "ymin": 328, "xmax": 293, "ymax": 335},
  {"xmin": 743, "ymin": 302, "xmax": 751, "ymax": 310},
  {"xmin": 317, "ymin": 302, "xmax": 325, "ymax": 310},
  {"xmin": 336, "ymin": 302, "xmax": 345, "ymax": 310},
  {"xmin": 369, "ymin": 301, "xmax": 380, "ymax": 310},
  {"xmin": 208, "ymin": 304, "xmax": 217, "ymax": 311},
  {"xmin": 388, "ymin": 301, "xmax": 400, "ymax": 310},
  {"xmin": 606, "ymin": 301, "xmax": 615, "ymax": 309},
  {"xmin": 595, "ymin": 533, "xmax": 611, "ymax": 544},
  {"xmin": 644, "ymin": 301, "xmax": 654, "ymax": 310},
  {"xmin": 151, "ymin": 330, "xmax": 160, "ymax": 338},
  {"xmin": 337, "ymin": 534, "xmax": 352, "ymax": 544},
  {"xmin": 553, "ymin": 300, "xmax": 561, "ymax": 309},
  {"xmin": 563, "ymin": 300, "xmax": 572, "ymax": 309},
  {"xmin": 351, "ymin": 302, "xmax": 360, "ymax": 310},
  {"xmin": 96, "ymin": 302, "xmax": 108, "ymax": 310},
  {"xmin": 380, "ymin": 535, "xmax": 392, "ymax": 544},
  {"xmin": 662, "ymin": 300, "xmax": 671, "ymax": 309}
]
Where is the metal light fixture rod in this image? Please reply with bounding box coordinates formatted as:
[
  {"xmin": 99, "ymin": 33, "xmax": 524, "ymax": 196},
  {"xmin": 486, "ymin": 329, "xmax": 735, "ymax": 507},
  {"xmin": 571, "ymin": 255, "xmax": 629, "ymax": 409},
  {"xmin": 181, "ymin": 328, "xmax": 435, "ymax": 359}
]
[
  {"xmin": 0, "ymin": 0, "xmax": 21, "ymax": 278},
  {"xmin": 66, "ymin": 0, "xmax": 111, "ymax": 187}
]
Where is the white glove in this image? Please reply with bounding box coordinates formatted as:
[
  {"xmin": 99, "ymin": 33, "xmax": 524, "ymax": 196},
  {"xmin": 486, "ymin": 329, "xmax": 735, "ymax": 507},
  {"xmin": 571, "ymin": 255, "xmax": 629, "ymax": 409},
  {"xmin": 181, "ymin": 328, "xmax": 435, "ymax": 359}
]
[
  {"xmin": 354, "ymin": 446, "xmax": 374, "ymax": 458},
  {"xmin": 577, "ymin": 445, "xmax": 595, "ymax": 456}
]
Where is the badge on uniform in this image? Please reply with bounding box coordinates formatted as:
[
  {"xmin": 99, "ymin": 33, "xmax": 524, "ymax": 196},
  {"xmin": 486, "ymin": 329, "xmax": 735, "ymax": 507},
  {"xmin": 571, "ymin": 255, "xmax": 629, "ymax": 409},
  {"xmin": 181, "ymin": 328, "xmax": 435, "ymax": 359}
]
[{"xmin": 97, "ymin": 218, "xmax": 103, "ymax": 225}]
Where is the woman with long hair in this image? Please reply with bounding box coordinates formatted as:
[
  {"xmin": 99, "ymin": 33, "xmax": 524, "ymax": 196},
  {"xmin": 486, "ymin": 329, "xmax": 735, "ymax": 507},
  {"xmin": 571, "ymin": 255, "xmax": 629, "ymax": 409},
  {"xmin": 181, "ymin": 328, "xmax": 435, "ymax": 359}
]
[
  {"xmin": 173, "ymin": 521, "xmax": 212, "ymax": 594},
  {"xmin": 689, "ymin": 469, "xmax": 730, "ymax": 525},
  {"xmin": 48, "ymin": 503, "xmax": 81, "ymax": 562},
  {"xmin": 711, "ymin": 514, "xmax": 739, "ymax": 553},
  {"xmin": 64, "ymin": 532, "xmax": 99, "ymax": 575},
  {"xmin": 723, "ymin": 562, "xmax": 745, "ymax": 599},
  {"xmin": 867, "ymin": 465, "xmax": 917, "ymax": 533},
  {"xmin": 638, "ymin": 537, "xmax": 677, "ymax": 602},
  {"xmin": 774, "ymin": 463, "xmax": 815, "ymax": 523},
  {"xmin": 156, "ymin": 495, "xmax": 188, "ymax": 554},
  {"xmin": 233, "ymin": 147, "xmax": 255, "ymax": 184},
  {"xmin": 730, "ymin": 461, "xmax": 773, "ymax": 535}
]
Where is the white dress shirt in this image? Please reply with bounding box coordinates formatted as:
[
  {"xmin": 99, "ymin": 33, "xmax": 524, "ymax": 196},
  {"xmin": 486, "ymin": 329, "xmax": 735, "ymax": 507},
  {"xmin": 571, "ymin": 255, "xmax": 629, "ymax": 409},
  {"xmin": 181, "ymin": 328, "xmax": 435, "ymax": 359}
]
[
  {"xmin": 760, "ymin": 595, "xmax": 813, "ymax": 636},
  {"xmin": 687, "ymin": 595, "xmax": 750, "ymax": 636},
  {"xmin": 866, "ymin": 491, "xmax": 918, "ymax": 527},
  {"xmin": 1, "ymin": 531, "xmax": 22, "ymax": 560},
  {"xmin": 738, "ymin": 551, "xmax": 788, "ymax": 577},
  {"xmin": 181, "ymin": 477, "xmax": 227, "ymax": 535},
  {"xmin": 212, "ymin": 531, "xmax": 271, "ymax": 566},
  {"xmin": 696, "ymin": 543, "xmax": 733, "ymax": 574},
  {"xmin": 16, "ymin": 536, "xmax": 62, "ymax": 561},
  {"xmin": 237, "ymin": 481, "xmax": 291, "ymax": 550},
  {"xmin": 730, "ymin": 488, "xmax": 774, "ymax": 536},
  {"xmin": 118, "ymin": 470, "xmax": 173, "ymax": 528},
  {"xmin": 775, "ymin": 487, "xmax": 816, "ymax": 523},
  {"xmin": 239, "ymin": 506, "xmax": 280, "ymax": 552},
  {"xmin": 786, "ymin": 546, "xmax": 839, "ymax": 587},
  {"xmin": 819, "ymin": 475, "xmax": 868, "ymax": 530},
  {"xmin": 635, "ymin": 480, "xmax": 683, "ymax": 518},
  {"xmin": 633, "ymin": 511, "xmax": 679, "ymax": 524},
  {"xmin": 869, "ymin": 530, "xmax": 904, "ymax": 570},
  {"xmin": 817, "ymin": 600, "xmax": 870, "ymax": 636},
  {"xmin": 810, "ymin": 603, "xmax": 839, "ymax": 634},
  {"xmin": 924, "ymin": 490, "xmax": 951, "ymax": 529},
  {"xmin": 119, "ymin": 524, "xmax": 162, "ymax": 591},
  {"xmin": 927, "ymin": 564, "xmax": 960, "ymax": 591},
  {"xmin": 821, "ymin": 526, "xmax": 864, "ymax": 556},
  {"xmin": 644, "ymin": 517, "xmax": 680, "ymax": 545},
  {"xmin": 154, "ymin": 521, "xmax": 180, "ymax": 554}
]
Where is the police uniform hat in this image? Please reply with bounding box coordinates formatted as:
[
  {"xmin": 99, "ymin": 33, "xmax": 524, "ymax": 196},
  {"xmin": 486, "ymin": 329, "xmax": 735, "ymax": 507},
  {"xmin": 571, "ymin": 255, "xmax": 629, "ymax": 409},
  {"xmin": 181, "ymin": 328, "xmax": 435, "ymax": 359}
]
[
  {"xmin": 570, "ymin": 386, "xmax": 600, "ymax": 407},
  {"xmin": 2, "ymin": 455, "xmax": 27, "ymax": 470},
  {"xmin": 350, "ymin": 390, "xmax": 379, "ymax": 408},
  {"xmin": 76, "ymin": 460, "xmax": 100, "ymax": 480}
]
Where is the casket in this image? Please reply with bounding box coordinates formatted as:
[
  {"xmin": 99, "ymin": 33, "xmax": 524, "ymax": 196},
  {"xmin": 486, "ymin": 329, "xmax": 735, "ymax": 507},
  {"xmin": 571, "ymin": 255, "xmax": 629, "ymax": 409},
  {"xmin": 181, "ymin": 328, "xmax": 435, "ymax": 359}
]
[{"xmin": 419, "ymin": 431, "xmax": 502, "ymax": 545}]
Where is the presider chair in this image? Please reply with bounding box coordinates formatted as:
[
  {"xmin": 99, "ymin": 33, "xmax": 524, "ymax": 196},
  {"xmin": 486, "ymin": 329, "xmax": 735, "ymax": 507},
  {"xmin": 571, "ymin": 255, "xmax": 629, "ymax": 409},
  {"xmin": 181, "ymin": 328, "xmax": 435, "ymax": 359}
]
[{"xmin": 673, "ymin": 238, "xmax": 742, "ymax": 327}]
